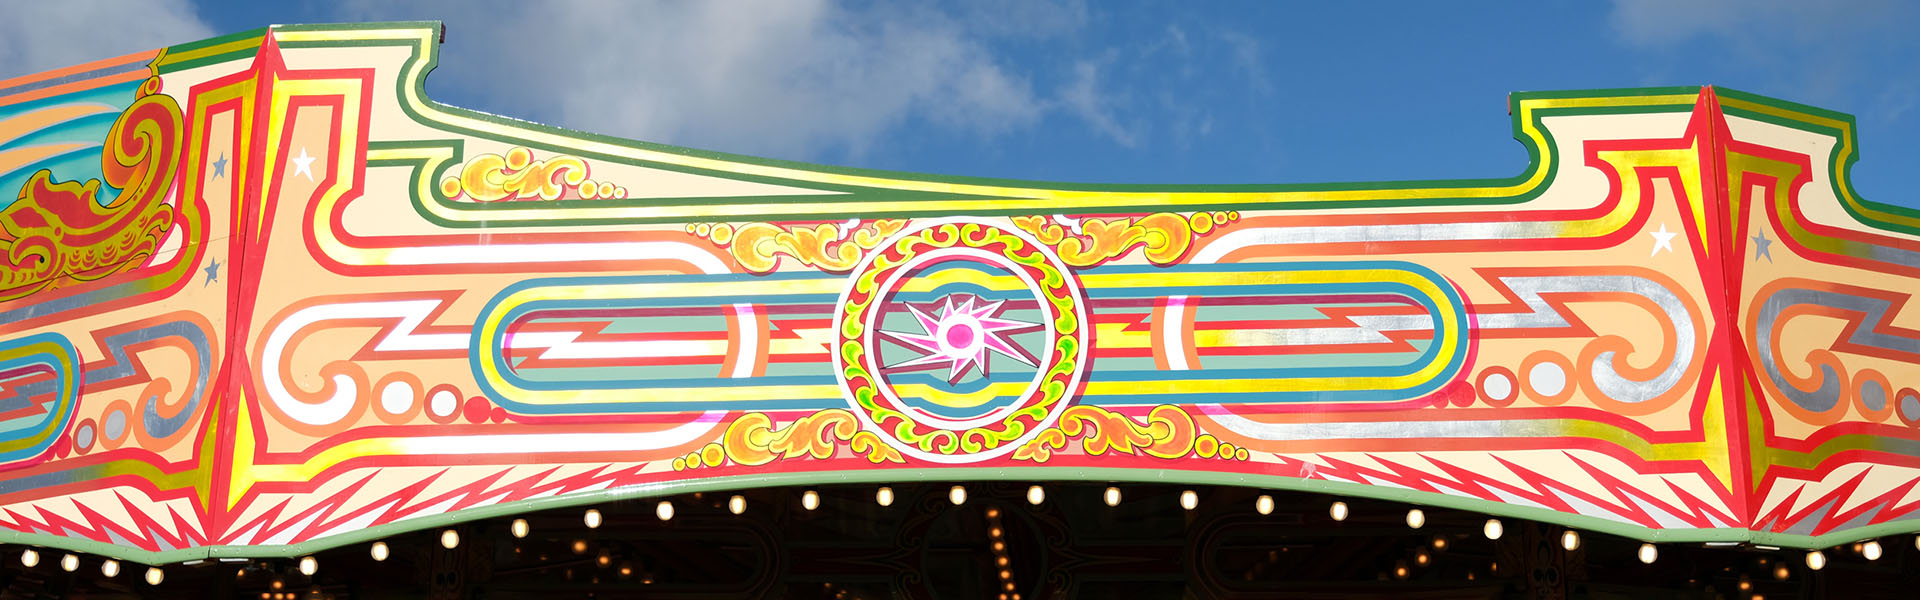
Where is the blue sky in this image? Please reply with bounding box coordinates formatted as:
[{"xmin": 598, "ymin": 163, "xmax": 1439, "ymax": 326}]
[{"xmin": 5, "ymin": 1, "xmax": 1918, "ymax": 207}]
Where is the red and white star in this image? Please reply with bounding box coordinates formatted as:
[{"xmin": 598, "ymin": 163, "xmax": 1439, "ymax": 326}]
[{"xmin": 879, "ymin": 295, "xmax": 1040, "ymax": 384}]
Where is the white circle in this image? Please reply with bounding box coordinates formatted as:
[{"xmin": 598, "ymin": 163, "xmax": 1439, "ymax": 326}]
[
  {"xmin": 1482, "ymin": 372, "xmax": 1514, "ymax": 402},
  {"xmin": 428, "ymin": 389, "xmax": 458, "ymax": 418},
  {"xmin": 1528, "ymin": 361, "xmax": 1567, "ymax": 397},
  {"xmin": 380, "ymin": 380, "xmax": 415, "ymax": 415}
]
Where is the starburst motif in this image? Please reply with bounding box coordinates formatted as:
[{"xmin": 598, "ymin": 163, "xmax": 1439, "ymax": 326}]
[{"xmin": 879, "ymin": 295, "xmax": 1041, "ymax": 384}]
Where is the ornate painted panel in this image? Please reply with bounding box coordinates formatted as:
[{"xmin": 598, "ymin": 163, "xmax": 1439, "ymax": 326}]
[{"xmin": 0, "ymin": 22, "xmax": 1913, "ymax": 563}]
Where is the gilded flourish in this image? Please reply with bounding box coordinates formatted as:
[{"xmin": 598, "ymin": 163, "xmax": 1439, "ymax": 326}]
[
  {"xmin": 1012, "ymin": 211, "xmax": 1238, "ymax": 267},
  {"xmin": 0, "ymin": 78, "xmax": 179, "ymax": 300},
  {"xmin": 673, "ymin": 409, "xmax": 905, "ymax": 471},
  {"xmin": 1011, "ymin": 404, "xmax": 1248, "ymax": 463},
  {"xmin": 438, "ymin": 146, "xmax": 627, "ymax": 201},
  {"xmin": 691, "ymin": 219, "xmax": 906, "ymax": 273}
]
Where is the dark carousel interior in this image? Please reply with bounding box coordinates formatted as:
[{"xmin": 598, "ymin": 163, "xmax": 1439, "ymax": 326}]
[{"xmin": 2, "ymin": 483, "xmax": 1916, "ymax": 599}]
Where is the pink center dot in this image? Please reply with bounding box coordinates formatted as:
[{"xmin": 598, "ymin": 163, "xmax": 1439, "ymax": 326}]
[{"xmin": 944, "ymin": 323, "xmax": 975, "ymax": 349}]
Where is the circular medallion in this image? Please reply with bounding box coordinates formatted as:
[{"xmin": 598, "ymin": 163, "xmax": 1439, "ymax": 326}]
[{"xmin": 834, "ymin": 219, "xmax": 1088, "ymax": 463}]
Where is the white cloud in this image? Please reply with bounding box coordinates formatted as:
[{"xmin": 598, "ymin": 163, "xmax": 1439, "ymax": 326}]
[
  {"xmin": 340, "ymin": 0, "xmax": 1049, "ymax": 161},
  {"xmin": 1059, "ymin": 59, "xmax": 1140, "ymax": 148},
  {"xmin": 0, "ymin": 0, "xmax": 213, "ymax": 80}
]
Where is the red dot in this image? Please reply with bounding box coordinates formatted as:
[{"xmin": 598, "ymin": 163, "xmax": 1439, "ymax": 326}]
[
  {"xmin": 463, "ymin": 397, "xmax": 491, "ymax": 423},
  {"xmin": 490, "ymin": 407, "xmax": 508, "ymax": 423}
]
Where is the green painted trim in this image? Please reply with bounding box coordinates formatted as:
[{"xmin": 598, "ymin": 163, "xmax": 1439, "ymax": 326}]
[
  {"xmin": 270, "ymin": 22, "xmax": 1705, "ymax": 226},
  {"xmin": 1715, "ymin": 86, "xmax": 1920, "ymax": 237},
  {"xmin": 156, "ymin": 27, "xmax": 266, "ymax": 75},
  {"xmin": 9, "ymin": 465, "xmax": 1911, "ymax": 563}
]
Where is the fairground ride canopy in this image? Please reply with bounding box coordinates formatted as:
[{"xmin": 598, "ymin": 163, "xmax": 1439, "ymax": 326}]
[{"xmin": 0, "ymin": 22, "xmax": 1914, "ymax": 566}]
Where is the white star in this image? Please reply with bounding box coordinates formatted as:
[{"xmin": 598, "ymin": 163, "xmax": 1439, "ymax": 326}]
[
  {"xmin": 290, "ymin": 147, "xmax": 317, "ymax": 180},
  {"xmin": 1648, "ymin": 223, "xmax": 1678, "ymax": 256}
]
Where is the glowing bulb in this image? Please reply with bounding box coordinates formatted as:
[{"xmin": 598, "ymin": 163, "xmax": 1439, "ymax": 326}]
[
  {"xmin": 1394, "ymin": 565, "xmax": 1408, "ymax": 579},
  {"xmin": 802, "ymin": 490, "xmax": 820, "ymax": 511},
  {"xmin": 1864, "ymin": 540, "xmax": 1883, "ymax": 561},
  {"xmin": 510, "ymin": 518, "xmax": 529, "ymax": 538},
  {"xmin": 1026, "ymin": 485, "xmax": 1044, "ymax": 505},
  {"xmin": 949, "ymin": 485, "xmax": 967, "ymax": 505},
  {"xmin": 584, "ymin": 509, "xmax": 603, "ymax": 529},
  {"xmin": 729, "ymin": 495, "xmax": 747, "ymax": 515},
  {"xmin": 370, "ymin": 542, "xmax": 390, "ymax": 562},
  {"xmin": 1415, "ymin": 551, "xmax": 1430, "ymax": 565},
  {"xmin": 1180, "ymin": 490, "xmax": 1198, "ymax": 510},
  {"xmin": 1638, "ymin": 543, "xmax": 1657, "ymax": 564},
  {"xmin": 102, "ymin": 559, "xmax": 121, "ymax": 578},
  {"xmin": 572, "ymin": 540, "xmax": 588, "ymax": 554},
  {"xmin": 876, "ymin": 487, "xmax": 894, "ymax": 507},
  {"xmin": 1330, "ymin": 501, "xmax": 1349, "ymax": 521},
  {"xmin": 59, "ymin": 554, "xmax": 77, "ymax": 572},
  {"xmin": 440, "ymin": 529, "xmax": 460, "ymax": 549},
  {"xmin": 1739, "ymin": 578, "xmax": 1752, "ymax": 591},
  {"xmin": 144, "ymin": 567, "xmax": 163, "ymax": 585},
  {"xmin": 1773, "ymin": 564, "xmax": 1789, "ymax": 580},
  {"xmin": 1103, "ymin": 487, "xmax": 1121, "ymax": 507},
  {"xmin": 987, "ymin": 507, "xmax": 1000, "ymax": 519},
  {"xmin": 1560, "ymin": 530, "xmax": 1580, "ymax": 551},
  {"xmin": 656, "ymin": 500, "xmax": 675, "ymax": 521},
  {"xmin": 19, "ymin": 549, "xmax": 37, "ymax": 568},
  {"xmin": 1255, "ymin": 495, "xmax": 1274, "ymax": 515},
  {"xmin": 1804, "ymin": 550, "xmax": 1825, "ymax": 571},
  {"xmin": 298, "ymin": 556, "xmax": 317, "ymax": 576},
  {"xmin": 1483, "ymin": 519, "xmax": 1503, "ymax": 540},
  {"xmin": 1405, "ymin": 508, "xmax": 1425, "ymax": 529}
]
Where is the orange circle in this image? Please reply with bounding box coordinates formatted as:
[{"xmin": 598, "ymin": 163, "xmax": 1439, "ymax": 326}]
[
  {"xmin": 1476, "ymin": 367, "xmax": 1517, "ymax": 407},
  {"xmin": 1519, "ymin": 351, "xmax": 1576, "ymax": 405},
  {"xmin": 1852, "ymin": 369, "xmax": 1894, "ymax": 423}
]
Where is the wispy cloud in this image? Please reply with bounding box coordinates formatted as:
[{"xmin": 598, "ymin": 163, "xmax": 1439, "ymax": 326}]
[
  {"xmin": 1059, "ymin": 58, "xmax": 1140, "ymax": 148},
  {"xmin": 0, "ymin": 0, "xmax": 212, "ymax": 80}
]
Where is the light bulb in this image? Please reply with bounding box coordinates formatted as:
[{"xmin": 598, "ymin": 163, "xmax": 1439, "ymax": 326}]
[
  {"xmin": 144, "ymin": 567, "xmax": 163, "ymax": 585},
  {"xmin": 949, "ymin": 485, "xmax": 967, "ymax": 505},
  {"xmin": 1415, "ymin": 550, "xmax": 1430, "ymax": 565},
  {"xmin": 102, "ymin": 559, "xmax": 121, "ymax": 578},
  {"xmin": 656, "ymin": 500, "xmax": 674, "ymax": 521},
  {"xmin": 729, "ymin": 495, "xmax": 747, "ymax": 515},
  {"xmin": 1180, "ymin": 490, "xmax": 1198, "ymax": 510},
  {"xmin": 440, "ymin": 529, "xmax": 460, "ymax": 549},
  {"xmin": 511, "ymin": 518, "xmax": 529, "ymax": 538},
  {"xmin": 19, "ymin": 549, "xmax": 37, "ymax": 567},
  {"xmin": 1026, "ymin": 485, "xmax": 1044, "ymax": 505},
  {"xmin": 298, "ymin": 556, "xmax": 317, "ymax": 576},
  {"xmin": 584, "ymin": 509, "xmax": 603, "ymax": 529},
  {"xmin": 1484, "ymin": 519, "xmax": 1503, "ymax": 540},
  {"xmin": 59, "ymin": 554, "xmax": 77, "ymax": 572},
  {"xmin": 1864, "ymin": 540, "xmax": 1883, "ymax": 561},
  {"xmin": 802, "ymin": 490, "xmax": 820, "ymax": 511},
  {"xmin": 1406, "ymin": 508, "xmax": 1425, "ymax": 529},
  {"xmin": 1638, "ymin": 543, "xmax": 1657, "ymax": 564},
  {"xmin": 1255, "ymin": 495, "xmax": 1274, "ymax": 515},
  {"xmin": 1560, "ymin": 530, "xmax": 1580, "ymax": 551},
  {"xmin": 1805, "ymin": 550, "xmax": 1825, "ymax": 571},
  {"xmin": 1103, "ymin": 487, "xmax": 1121, "ymax": 507},
  {"xmin": 1432, "ymin": 536, "xmax": 1448, "ymax": 550},
  {"xmin": 1773, "ymin": 564, "xmax": 1789, "ymax": 580},
  {"xmin": 876, "ymin": 487, "xmax": 894, "ymax": 507},
  {"xmin": 1330, "ymin": 501, "xmax": 1349, "ymax": 521},
  {"xmin": 370, "ymin": 541, "xmax": 390, "ymax": 561}
]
